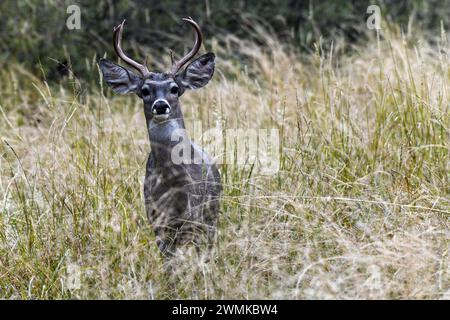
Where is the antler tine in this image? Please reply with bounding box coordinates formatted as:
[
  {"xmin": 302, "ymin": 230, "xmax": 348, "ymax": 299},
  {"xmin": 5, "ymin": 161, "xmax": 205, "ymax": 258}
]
[
  {"xmin": 169, "ymin": 49, "xmax": 175, "ymax": 65},
  {"xmin": 169, "ymin": 17, "xmax": 203, "ymax": 75},
  {"xmin": 113, "ymin": 20, "xmax": 150, "ymax": 77}
]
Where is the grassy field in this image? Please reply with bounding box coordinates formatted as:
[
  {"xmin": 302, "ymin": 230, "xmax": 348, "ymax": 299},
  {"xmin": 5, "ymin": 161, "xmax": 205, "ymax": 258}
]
[{"xmin": 0, "ymin": 24, "xmax": 449, "ymax": 299}]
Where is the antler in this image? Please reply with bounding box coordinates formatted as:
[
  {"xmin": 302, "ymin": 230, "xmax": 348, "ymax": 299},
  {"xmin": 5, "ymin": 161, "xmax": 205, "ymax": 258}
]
[
  {"xmin": 113, "ymin": 20, "xmax": 150, "ymax": 77},
  {"xmin": 169, "ymin": 17, "xmax": 203, "ymax": 75}
]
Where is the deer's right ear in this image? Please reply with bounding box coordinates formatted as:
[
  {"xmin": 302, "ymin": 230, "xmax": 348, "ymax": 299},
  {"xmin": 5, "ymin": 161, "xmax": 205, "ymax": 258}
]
[
  {"xmin": 98, "ymin": 58, "xmax": 142, "ymax": 94},
  {"xmin": 175, "ymin": 53, "xmax": 215, "ymax": 91}
]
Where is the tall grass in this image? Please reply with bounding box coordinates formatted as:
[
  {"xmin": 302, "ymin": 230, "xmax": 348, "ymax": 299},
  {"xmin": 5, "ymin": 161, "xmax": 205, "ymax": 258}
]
[{"xmin": 0, "ymin": 23, "xmax": 449, "ymax": 299}]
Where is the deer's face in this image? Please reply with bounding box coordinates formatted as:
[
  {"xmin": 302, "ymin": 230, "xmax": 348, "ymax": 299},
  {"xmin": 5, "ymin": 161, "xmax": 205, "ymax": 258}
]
[
  {"xmin": 98, "ymin": 19, "xmax": 215, "ymax": 124},
  {"xmin": 99, "ymin": 53, "xmax": 215, "ymax": 123},
  {"xmin": 140, "ymin": 73, "xmax": 181, "ymax": 122}
]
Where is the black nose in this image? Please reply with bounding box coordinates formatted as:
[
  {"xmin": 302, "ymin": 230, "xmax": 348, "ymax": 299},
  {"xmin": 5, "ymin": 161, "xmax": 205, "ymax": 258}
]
[{"xmin": 152, "ymin": 100, "xmax": 171, "ymax": 115}]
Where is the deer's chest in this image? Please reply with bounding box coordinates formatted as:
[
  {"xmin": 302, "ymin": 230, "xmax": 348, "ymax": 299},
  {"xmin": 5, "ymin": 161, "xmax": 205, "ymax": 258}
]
[{"xmin": 144, "ymin": 154, "xmax": 191, "ymax": 213}]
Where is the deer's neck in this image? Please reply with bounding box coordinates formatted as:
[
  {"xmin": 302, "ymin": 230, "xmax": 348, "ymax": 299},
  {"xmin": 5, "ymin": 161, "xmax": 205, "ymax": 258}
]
[{"xmin": 147, "ymin": 116, "xmax": 190, "ymax": 166}]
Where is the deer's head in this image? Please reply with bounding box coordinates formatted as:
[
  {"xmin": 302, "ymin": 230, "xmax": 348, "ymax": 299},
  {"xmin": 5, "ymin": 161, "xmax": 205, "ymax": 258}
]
[{"xmin": 99, "ymin": 18, "xmax": 215, "ymax": 123}]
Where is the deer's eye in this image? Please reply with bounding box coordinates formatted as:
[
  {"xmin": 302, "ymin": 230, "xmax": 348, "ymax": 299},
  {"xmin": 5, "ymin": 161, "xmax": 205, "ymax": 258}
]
[
  {"xmin": 141, "ymin": 87, "xmax": 150, "ymax": 96},
  {"xmin": 170, "ymin": 86, "xmax": 179, "ymax": 95}
]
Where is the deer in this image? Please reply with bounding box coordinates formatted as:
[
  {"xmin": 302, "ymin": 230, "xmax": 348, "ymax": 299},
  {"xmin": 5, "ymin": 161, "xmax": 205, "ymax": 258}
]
[{"xmin": 98, "ymin": 18, "xmax": 221, "ymax": 260}]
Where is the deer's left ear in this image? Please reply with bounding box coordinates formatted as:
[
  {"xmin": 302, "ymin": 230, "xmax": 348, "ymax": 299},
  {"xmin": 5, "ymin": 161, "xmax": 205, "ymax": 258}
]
[
  {"xmin": 176, "ymin": 52, "xmax": 215, "ymax": 90},
  {"xmin": 98, "ymin": 58, "xmax": 142, "ymax": 94}
]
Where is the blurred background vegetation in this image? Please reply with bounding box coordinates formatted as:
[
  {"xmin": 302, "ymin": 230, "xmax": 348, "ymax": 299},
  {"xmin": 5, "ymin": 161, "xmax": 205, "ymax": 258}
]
[{"xmin": 1, "ymin": 0, "xmax": 450, "ymax": 85}]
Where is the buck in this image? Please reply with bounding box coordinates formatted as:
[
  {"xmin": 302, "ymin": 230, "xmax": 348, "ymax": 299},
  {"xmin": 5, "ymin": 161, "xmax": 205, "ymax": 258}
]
[{"xmin": 98, "ymin": 18, "xmax": 221, "ymax": 259}]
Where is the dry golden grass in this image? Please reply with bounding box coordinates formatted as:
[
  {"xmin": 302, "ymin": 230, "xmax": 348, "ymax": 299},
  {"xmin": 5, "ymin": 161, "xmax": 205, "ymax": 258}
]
[{"xmin": 0, "ymin": 24, "xmax": 448, "ymax": 299}]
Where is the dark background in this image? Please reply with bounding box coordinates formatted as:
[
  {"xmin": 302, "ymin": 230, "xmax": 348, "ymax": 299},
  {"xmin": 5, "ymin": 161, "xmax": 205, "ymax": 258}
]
[{"xmin": 1, "ymin": 0, "xmax": 448, "ymax": 82}]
